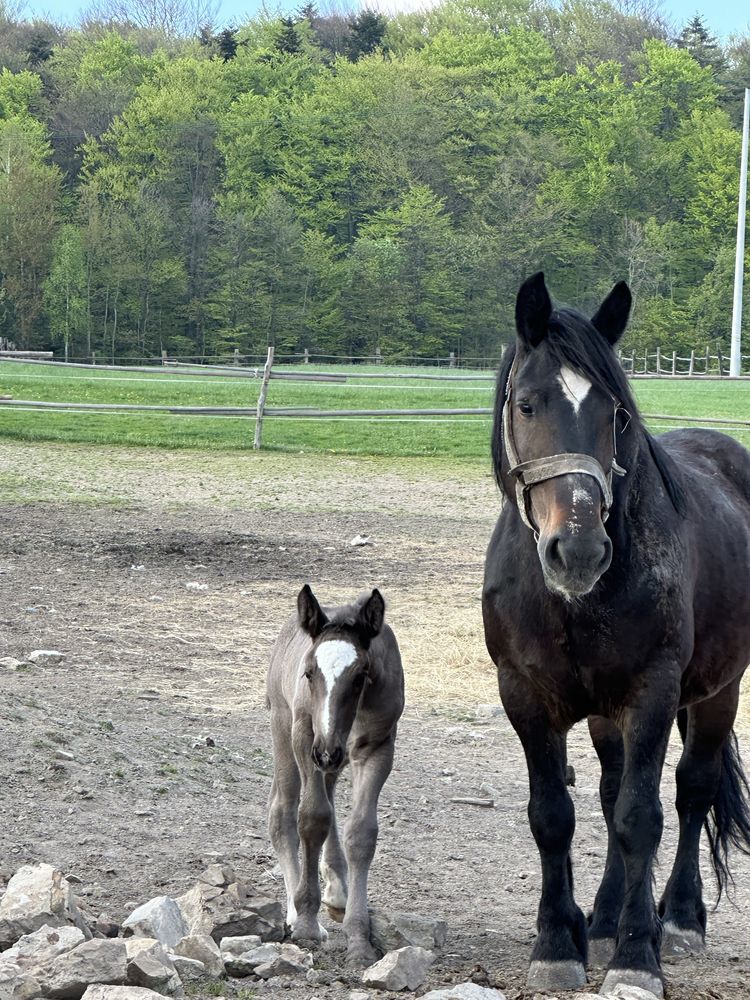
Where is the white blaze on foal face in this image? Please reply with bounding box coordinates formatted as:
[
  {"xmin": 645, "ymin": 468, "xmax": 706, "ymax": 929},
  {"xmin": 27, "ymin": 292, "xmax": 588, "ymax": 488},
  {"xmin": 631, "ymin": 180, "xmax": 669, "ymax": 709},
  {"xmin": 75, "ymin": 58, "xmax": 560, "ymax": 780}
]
[
  {"xmin": 315, "ymin": 639, "xmax": 358, "ymax": 737},
  {"xmin": 557, "ymin": 364, "xmax": 592, "ymax": 415}
]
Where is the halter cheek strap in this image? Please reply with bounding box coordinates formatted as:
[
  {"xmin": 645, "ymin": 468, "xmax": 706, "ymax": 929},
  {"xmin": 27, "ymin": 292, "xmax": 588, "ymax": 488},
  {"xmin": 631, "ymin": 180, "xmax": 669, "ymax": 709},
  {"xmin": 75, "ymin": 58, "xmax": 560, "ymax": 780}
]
[{"xmin": 502, "ymin": 358, "xmax": 627, "ymax": 534}]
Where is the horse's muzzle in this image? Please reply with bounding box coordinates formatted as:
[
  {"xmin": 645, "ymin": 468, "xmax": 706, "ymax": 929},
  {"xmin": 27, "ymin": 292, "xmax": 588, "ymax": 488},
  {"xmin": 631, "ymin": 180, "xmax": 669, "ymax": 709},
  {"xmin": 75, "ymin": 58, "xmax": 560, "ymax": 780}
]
[
  {"xmin": 312, "ymin": 745, "xmax": 345, "ymax": 772},
  {"xmin": 539, "ymin": 528, "xmax": 612, "ymax": 597}
]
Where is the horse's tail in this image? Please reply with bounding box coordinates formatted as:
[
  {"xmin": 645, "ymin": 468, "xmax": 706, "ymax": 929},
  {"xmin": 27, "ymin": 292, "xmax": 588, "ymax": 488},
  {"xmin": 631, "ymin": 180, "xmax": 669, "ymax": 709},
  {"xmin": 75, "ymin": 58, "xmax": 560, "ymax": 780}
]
[{"xmin": 705, "ymin": 729, "xmax": 750, "ymax": 900}]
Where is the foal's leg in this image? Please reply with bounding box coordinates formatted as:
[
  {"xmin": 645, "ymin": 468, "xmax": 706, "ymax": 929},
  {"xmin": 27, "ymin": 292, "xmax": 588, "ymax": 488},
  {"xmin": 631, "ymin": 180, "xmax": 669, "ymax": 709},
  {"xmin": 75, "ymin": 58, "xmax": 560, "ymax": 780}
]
[
  {"xmin": 659, "ymin": 681, "xmax": 741, "ymax": 955},
  {"xmin": 291, "ymin": 717, "xmax": 331, "ymax": 944},
  {"xmin": 587, "ymin": 715, "xmax": 624, "ymax": 967},
  {"xmin": 321, "ymin": 770, "xmax": 348, "ymax": 921},
  {"xmin": 602, "ymin": 675, "xmax": 680, "ymax": 999},
  {"xmin": 268, "ymin": 707, "xmax": 302, "ymax": 928},
  {"xmin": 342, "ymin": 736, "xmax": 396, "ymax": 968},
  {"xmin": 502, "ymin": 679, "xmax": 587, "ymax": 991}
]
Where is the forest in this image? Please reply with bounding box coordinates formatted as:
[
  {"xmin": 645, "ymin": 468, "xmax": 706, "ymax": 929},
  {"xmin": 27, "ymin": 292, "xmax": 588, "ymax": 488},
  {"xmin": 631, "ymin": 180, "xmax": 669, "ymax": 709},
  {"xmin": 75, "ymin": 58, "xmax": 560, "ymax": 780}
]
[{"xmin": 0, "ymin": 0, "xmax": 749, "ymax": 362}]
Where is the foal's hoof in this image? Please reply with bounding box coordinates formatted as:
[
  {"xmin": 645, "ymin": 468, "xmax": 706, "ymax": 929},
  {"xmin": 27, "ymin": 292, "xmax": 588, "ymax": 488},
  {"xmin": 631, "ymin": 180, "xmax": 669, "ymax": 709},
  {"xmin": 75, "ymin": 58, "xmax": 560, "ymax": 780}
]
[
  {"xmin": 291, "ymin": 921, "xmax": 329, "ymax": 946},
  {"xmin": 601, "ymin": 968, "xmax": 664, "ymax": 999},
  {"xmin": 527, "ymin": 960, "xmax": 586, "ymax": 991},
  {"xmin": 662, "ymin": 921, "xmax": 705, "ymax": 958},
  {"xmin": 587, "ymin": 936, "xmax": 616, "ymax": 968},
  {"xmin": 345, "ymin": 941, "xmax": 379, "ymax": 969}
]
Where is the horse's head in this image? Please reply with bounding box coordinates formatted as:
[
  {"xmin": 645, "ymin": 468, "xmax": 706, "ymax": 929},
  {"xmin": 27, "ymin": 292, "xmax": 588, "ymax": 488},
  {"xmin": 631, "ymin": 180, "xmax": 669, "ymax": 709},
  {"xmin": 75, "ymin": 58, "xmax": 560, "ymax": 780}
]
[
  {"xmin": 501, "ymin": 272, "xmax": 634, "ymax": 599},
  {"xmin": 297, "ymin": 584, "xmax": 385, "ymax": 772}
]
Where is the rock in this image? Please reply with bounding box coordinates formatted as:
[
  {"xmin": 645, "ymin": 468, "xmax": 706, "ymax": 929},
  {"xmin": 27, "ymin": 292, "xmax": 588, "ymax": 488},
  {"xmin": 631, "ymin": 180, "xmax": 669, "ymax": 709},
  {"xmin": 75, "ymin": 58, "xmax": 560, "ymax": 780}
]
[
  {"xmin": 219, "ymin": 941, "xmax": 311, "ymax": 979},
  {"xmin": 2, "ymin": 925, "xmax": 85, "ymax": 970},
  {"xmin": 26, "ymin": 651, "xmax": 65, "ymax": 666},
  {"xmin": 197, "ymin": 866, "xmax": 234, "ymax": 889},
  {"xmin": 0, "ymin": 865, "xmax": 92, "ymax": 950},
  {"xmin": 0, "ymin": 658, "xmax": 26, "ymax": 672},
  {"xmin": 81, "ymin": 989, "xmax": 164, "ymax": 1000},
  {"xmin": 369, "ymin": 910, "xmax": 447, "ymax": 952},
  {"xmin": 171, "ymin": 936, "xmax": 224, "ymax": 978},
  {"xmin": 349, "ymin": 993, "xmax": 371, "ymax": 1000},
  {"xmin": 610, "ymin": 987, "xmax": 661, "ymax": 1000},
  {"xmin": 0, "ymin": 964, "xmax": 41, "ymax": 1000},
  {"xmin": 361, "ymin": 947, "xmax": 434, "ymax": 992},
  {"xmin": 124, "ymin": 940, "xmax": 180, "ymax": 995},
  {"xmin": 474, "ymin": 705, "xmax": 504, "ymax": 719},
  {"xmin": 176, "ymin": 884, "xmax": 283, "ymax": 943},
  {"xmin": 421, "ymin": 986, "xmax": 508, "ymax": 1000},
  {"xmin": 169, "ymin": 957, "xmax": 205, "ymax": 985},
  {"xmin": 349, "ymin": 535, "xmax": 372, "ymax": 547},
  {"xmin": 93, "ymin": 916, "xmax": 119, "ymax": 940},
  {"xmin": 43, "ymin": 938, "xmax": 128, "ymax": 999},
  {"xmin": 122, "ymin": 899, "xmax": 188, "ymax": 951}
]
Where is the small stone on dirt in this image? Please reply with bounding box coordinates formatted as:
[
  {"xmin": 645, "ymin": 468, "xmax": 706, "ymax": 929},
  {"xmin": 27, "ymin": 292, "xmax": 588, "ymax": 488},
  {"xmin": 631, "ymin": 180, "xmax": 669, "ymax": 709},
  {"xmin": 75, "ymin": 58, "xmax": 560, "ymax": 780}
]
[
  {"xmin": 185, "ymin": 582, "xmax": 208, "ymax": 592},
  {"xmin": 122, "ymin": 899, "xmax": 188, "ymax": 951},
  {"xmin": 361, "ymin": 947, "xmax": 434, "ymax": 992},
  {"xmin": 0, "ymin": 657, "xmax": 25, "ymax": 672},
  {"xmin": 349, "ymin": 535, "xmax": 372, "ymax": 547},
  {"xmin": 26, "ymin": 651, "xmax": 65, "ymax": 666},
  {"xmin": 610, "ymin": 987, "xmax": 661, "ymax": 1000},
  {"xmin": 197, "ymin": 865, "xmax": 234, "ymax": 889},
  {"xmin": 474, "ymin": 705, "xmax": 504, "ymax": 719},
  {"xmin": 81, "ymin": 988, "xmax": 164, "ymax": 1000},
  {"xmin": 369, "ymin": 910, "xmax": 447, "ymax": 952}
]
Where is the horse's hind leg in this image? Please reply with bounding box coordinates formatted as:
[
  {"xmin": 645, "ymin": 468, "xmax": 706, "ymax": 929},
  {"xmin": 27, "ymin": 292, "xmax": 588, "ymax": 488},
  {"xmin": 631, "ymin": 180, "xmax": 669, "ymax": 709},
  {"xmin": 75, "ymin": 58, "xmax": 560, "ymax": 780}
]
[
  {"xmin": 268, "ymin": 707, "xmax": 302, "ymax": 928},
  {"xmin": 321, "ymin": 770, "xmax": 348, "ymax": 921},
  {"xmin": 587, "ymin": 715, "xmax": 624, "ymax": 968},
  {"xmin": 659, "ymin": 681, "xmax": 742, "ymax": 955}
]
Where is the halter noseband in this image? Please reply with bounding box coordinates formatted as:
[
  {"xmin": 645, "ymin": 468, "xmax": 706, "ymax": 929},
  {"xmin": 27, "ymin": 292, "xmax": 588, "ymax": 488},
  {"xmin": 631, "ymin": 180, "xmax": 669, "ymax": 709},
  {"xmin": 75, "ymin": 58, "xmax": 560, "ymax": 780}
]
[{"xmin": 502, "ymin": 356, "xmax": 627, "ymax": 535}]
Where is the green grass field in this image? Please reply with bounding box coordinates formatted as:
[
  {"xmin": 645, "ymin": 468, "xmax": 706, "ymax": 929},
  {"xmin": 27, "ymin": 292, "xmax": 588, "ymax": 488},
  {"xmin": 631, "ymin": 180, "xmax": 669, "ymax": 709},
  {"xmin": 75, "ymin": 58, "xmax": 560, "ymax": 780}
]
[{"xmin": 1, "ymin": 360, "xmax": 750, "ymax": 460}]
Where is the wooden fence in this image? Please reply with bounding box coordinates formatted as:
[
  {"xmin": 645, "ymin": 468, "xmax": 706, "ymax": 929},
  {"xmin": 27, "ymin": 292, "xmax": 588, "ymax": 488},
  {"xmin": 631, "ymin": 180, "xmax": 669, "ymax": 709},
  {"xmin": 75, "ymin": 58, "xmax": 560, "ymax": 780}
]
[{"xmin": 3, "ymin": 348, "xmax": 750, "ymax": 450}]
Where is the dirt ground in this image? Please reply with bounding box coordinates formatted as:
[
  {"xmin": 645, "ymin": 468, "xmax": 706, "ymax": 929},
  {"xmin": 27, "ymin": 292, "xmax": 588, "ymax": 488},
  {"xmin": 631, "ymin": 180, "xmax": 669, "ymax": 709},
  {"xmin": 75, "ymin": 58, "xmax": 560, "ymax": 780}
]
[{"xmin": 0, "ymin": 442, "xmax": 748, "ymax": 1000}]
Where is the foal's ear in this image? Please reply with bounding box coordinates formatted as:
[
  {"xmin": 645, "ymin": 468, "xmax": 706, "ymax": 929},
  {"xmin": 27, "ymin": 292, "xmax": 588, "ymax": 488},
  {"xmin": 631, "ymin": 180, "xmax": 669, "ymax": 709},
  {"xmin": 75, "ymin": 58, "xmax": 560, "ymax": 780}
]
[
  {"xmin": 358, "ymin": 588, "xmax": 385, "ymax": 642},
  {"xmin": 297, "ymin": 584, "xmax": 329, "ymax": 639},
  {"xmin": 591, "ymin": 282, "xmax": 632, "ymax": 345},
  {"xmin": 515, "ymin": 271, "xmax": 552, "ymax": 348}
]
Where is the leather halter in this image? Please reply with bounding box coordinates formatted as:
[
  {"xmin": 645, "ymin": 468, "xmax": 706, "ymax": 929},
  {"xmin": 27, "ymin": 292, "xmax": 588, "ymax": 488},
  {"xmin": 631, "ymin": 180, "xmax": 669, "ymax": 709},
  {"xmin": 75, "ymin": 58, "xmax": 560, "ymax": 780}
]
[{"xmin": 502, "ymin": 356, "xmax": 627, "ymax": 535}]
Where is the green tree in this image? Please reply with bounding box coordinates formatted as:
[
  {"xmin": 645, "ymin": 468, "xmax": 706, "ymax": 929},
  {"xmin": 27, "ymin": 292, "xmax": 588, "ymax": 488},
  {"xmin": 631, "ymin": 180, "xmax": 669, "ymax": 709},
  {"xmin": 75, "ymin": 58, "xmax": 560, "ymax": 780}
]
[{"xmin": 44, "ymin": 224, "xmax": 87, "ymax": 361}]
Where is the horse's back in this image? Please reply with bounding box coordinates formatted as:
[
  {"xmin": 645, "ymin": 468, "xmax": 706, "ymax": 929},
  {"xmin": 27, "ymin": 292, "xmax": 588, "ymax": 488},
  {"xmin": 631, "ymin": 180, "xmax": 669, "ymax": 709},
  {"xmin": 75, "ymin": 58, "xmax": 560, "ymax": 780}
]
[{"xmin": 660, "ymin": 428, "xmax": 750, "ymax": 509}]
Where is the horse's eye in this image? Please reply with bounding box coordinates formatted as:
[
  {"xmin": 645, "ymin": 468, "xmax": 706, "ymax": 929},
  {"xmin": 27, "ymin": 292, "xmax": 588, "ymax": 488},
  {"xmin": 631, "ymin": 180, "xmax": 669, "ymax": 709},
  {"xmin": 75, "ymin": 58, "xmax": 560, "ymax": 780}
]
[
  {"xmin": 304, "ymin": 667, "xmax": 313, "ymax": 680},
  {"xmin": 518, "ymin": 401, "xmax": 534, "ymax": 416}
]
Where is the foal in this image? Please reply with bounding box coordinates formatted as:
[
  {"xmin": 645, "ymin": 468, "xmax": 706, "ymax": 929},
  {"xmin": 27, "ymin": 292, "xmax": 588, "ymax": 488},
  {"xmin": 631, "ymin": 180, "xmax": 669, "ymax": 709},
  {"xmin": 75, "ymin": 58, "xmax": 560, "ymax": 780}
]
[{"xmin": 266, "ymin": 585, "xmax": 404, "ymax": 967}]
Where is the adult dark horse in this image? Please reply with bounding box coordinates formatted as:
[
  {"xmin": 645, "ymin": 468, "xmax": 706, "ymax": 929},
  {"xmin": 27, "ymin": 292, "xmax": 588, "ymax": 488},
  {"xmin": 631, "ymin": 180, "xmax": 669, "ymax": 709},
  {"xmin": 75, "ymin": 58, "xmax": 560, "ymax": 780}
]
[{"xmin": 482, "ymin": 273, "xmax": 750, "ymax": 997}]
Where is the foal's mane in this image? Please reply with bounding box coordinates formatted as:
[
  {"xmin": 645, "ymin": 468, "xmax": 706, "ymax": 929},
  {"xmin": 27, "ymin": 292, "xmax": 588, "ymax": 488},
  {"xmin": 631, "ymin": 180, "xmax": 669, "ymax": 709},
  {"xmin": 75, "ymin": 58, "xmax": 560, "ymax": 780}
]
[{"xmin": 491, "ymin": 307, "xmax": 686, "ymax": 516}]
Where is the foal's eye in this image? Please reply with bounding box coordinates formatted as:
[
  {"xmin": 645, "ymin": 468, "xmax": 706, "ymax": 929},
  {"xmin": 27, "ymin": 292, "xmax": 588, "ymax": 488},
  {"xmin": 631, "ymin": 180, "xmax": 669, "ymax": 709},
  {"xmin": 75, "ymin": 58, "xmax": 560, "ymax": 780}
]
[
  {"xmin": 518, "ymin": 401, "xmax": 534, "ymax": 416},
  {"xmin": 304, "ymin": 667, "xmax": 313, "ymax": 680}
]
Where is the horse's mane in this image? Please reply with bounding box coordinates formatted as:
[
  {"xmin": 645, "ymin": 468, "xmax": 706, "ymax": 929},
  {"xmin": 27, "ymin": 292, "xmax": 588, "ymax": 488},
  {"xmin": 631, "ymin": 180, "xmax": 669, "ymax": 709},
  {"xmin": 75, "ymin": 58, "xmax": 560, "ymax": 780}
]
[{"xmin": 491, "ymin": 308, "xmax": 687, "ymax": 517}]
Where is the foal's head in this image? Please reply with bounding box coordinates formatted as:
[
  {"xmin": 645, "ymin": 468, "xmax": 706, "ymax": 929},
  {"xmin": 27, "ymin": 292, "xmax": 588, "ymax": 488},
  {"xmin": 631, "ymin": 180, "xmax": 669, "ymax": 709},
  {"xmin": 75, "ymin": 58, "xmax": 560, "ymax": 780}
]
[
  {"xmin": 496, "ymin": 272, "xmax": 637, "ymax": 599},
  {"xmin": 297, "ymin": 584, "xmax": 385, "ymax": 772}
]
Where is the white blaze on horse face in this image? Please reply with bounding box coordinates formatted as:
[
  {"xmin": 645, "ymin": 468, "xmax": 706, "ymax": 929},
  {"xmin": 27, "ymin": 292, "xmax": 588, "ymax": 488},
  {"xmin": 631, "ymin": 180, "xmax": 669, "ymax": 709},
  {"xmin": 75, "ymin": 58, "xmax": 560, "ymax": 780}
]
[
  {"xmin": 316, "ymin": 639, "xmax": 358, "ymax": 737},
  {"xmin": 558, "ymin": 365, "xmax": 592, "ymax": 415}
]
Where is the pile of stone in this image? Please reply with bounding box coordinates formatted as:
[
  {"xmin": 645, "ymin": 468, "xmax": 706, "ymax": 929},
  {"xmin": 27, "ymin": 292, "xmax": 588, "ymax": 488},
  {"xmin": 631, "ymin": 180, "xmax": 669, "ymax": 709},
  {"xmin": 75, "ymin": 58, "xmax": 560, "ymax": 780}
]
[{"xmin": 0, "ymin": 862, "xmax": 305, "ymax": 1000}]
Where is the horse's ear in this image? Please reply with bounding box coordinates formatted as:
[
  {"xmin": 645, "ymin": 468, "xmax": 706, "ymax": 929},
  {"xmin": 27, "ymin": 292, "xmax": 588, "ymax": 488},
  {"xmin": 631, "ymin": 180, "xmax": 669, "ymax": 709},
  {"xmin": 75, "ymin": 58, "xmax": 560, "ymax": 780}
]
[
  {"xmin": 515, "ymin": 272, "xmax": 552, "ymax": 348},
  {"xmin": 358, "ymin": 588, "xmax": 385, "ymax": 642},
  {"xmin": 298, "ymin": 584, "xmax": 328, "ymax": 639},
  {"xmin": 591, "ymin": 282, "xmax": 632, "ymax": 345}
]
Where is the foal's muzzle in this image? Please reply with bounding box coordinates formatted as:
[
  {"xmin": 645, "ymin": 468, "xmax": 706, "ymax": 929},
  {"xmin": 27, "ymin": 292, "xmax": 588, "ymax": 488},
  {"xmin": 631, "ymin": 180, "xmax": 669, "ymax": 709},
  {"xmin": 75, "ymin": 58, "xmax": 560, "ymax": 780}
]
[{"xmin": 312, "ymin": 745, "xmax": 345, "ymax": 772}]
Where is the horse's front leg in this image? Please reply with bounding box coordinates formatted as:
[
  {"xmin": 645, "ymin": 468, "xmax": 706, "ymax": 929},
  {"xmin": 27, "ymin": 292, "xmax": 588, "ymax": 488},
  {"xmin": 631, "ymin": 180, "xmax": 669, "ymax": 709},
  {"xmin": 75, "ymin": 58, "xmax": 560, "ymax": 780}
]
[
  {"xmin": 503, "ymin": 677, "xmax": 587, "ymax": 992},
  {"xmin": 342, "ymin": 735, "xmax": 396, "ymax": 968},
  {"xmin": 602, "ymin": 673, "xmax": 680, "ymax": 999},
  {"xmin": 291, "ymin": 717, "xmax": 331, "ymax": 945}
]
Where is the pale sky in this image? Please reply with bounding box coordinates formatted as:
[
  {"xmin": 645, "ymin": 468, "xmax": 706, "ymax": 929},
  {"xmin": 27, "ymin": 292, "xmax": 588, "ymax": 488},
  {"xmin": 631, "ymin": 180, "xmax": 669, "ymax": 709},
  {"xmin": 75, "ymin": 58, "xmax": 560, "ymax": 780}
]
[{"xmin": 20, "ymin": 0, "xmax": 750, "ymax": 41}]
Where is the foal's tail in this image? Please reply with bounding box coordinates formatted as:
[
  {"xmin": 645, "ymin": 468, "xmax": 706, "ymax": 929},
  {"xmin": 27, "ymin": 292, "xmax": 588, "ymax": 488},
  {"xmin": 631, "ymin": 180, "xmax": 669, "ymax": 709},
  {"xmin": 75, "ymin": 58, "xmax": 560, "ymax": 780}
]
[{"xmin": 706, "ymin": 729, "xmax": 750, "ymax": 900}]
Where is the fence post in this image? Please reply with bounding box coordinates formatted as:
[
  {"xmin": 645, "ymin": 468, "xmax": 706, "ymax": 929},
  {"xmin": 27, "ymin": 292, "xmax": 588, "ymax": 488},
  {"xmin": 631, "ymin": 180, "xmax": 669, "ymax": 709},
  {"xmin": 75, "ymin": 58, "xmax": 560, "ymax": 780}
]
[
  {"xmin": 630, "ymin": 351, "xmax": 635, "ymax": 374},
  {"xmin": 234, "ymin": 348, "xmax": 239, "ymax": 366},
  {"xmin": 705, "ymin": 345, "xmax": 711, "ymax": 374},
  {"xmin": 304, "ymin": 348, "xmax": 309, "ymax": 364},
  {"xmin": 91, "ymin": 351, "xmax": 96, "ymax": 366},
  {"xmin": 375, "ymin": 347, "xmax": 382, "ymax": 365},
  {"xmin": 449, "ymin": 351, "xmax": 456, "ymax": 368},
  {"xmin": 718, "ymin": 346, "xmax": 725, "ymax": 377},
  {"xmin": 689, "ymin": 350, "xmax": 695, "ymax": 376},
  {"xmin": 253, "ymin": 346, "xmax": 274, "ymax": 450},
  {"xmin": 656, "ymin": 346, "xmax": 661, "ymax": 375},
  {"xmin": 161, "ymin": 350, "xmax": 168, "ymax": 366},
  {"xmin": 671, "ymin": 351, "xmax": 676, "ymax": 376}
]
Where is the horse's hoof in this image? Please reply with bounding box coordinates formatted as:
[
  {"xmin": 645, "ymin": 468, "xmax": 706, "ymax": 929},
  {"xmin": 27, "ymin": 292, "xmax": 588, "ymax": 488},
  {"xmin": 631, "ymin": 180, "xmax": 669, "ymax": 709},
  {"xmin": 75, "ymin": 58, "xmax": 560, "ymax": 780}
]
[
  {"xmin": 601, "ymin": 968, "xmax": 664, "ymax": 999},
  {"xmin": 662, "ymin": 921, "xmax": 705, "ymax": 957},
  {"xmin": 527, "ymin": 960, "xmax": 586, "ymax": 991},
  {"xmin": 325, "ymin": 903, "xmax": 346, "ymax": 924},
  {"xmin": 588, "ymin": 936, "xmax": 616, "ymax": 968},
  {"xmin": 291, "ymin": 921, "xmax": 329, "ymax": 945},
  {"xmin": 345, "ymin": 942, "xmax": 379, "ymax": 969}
]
